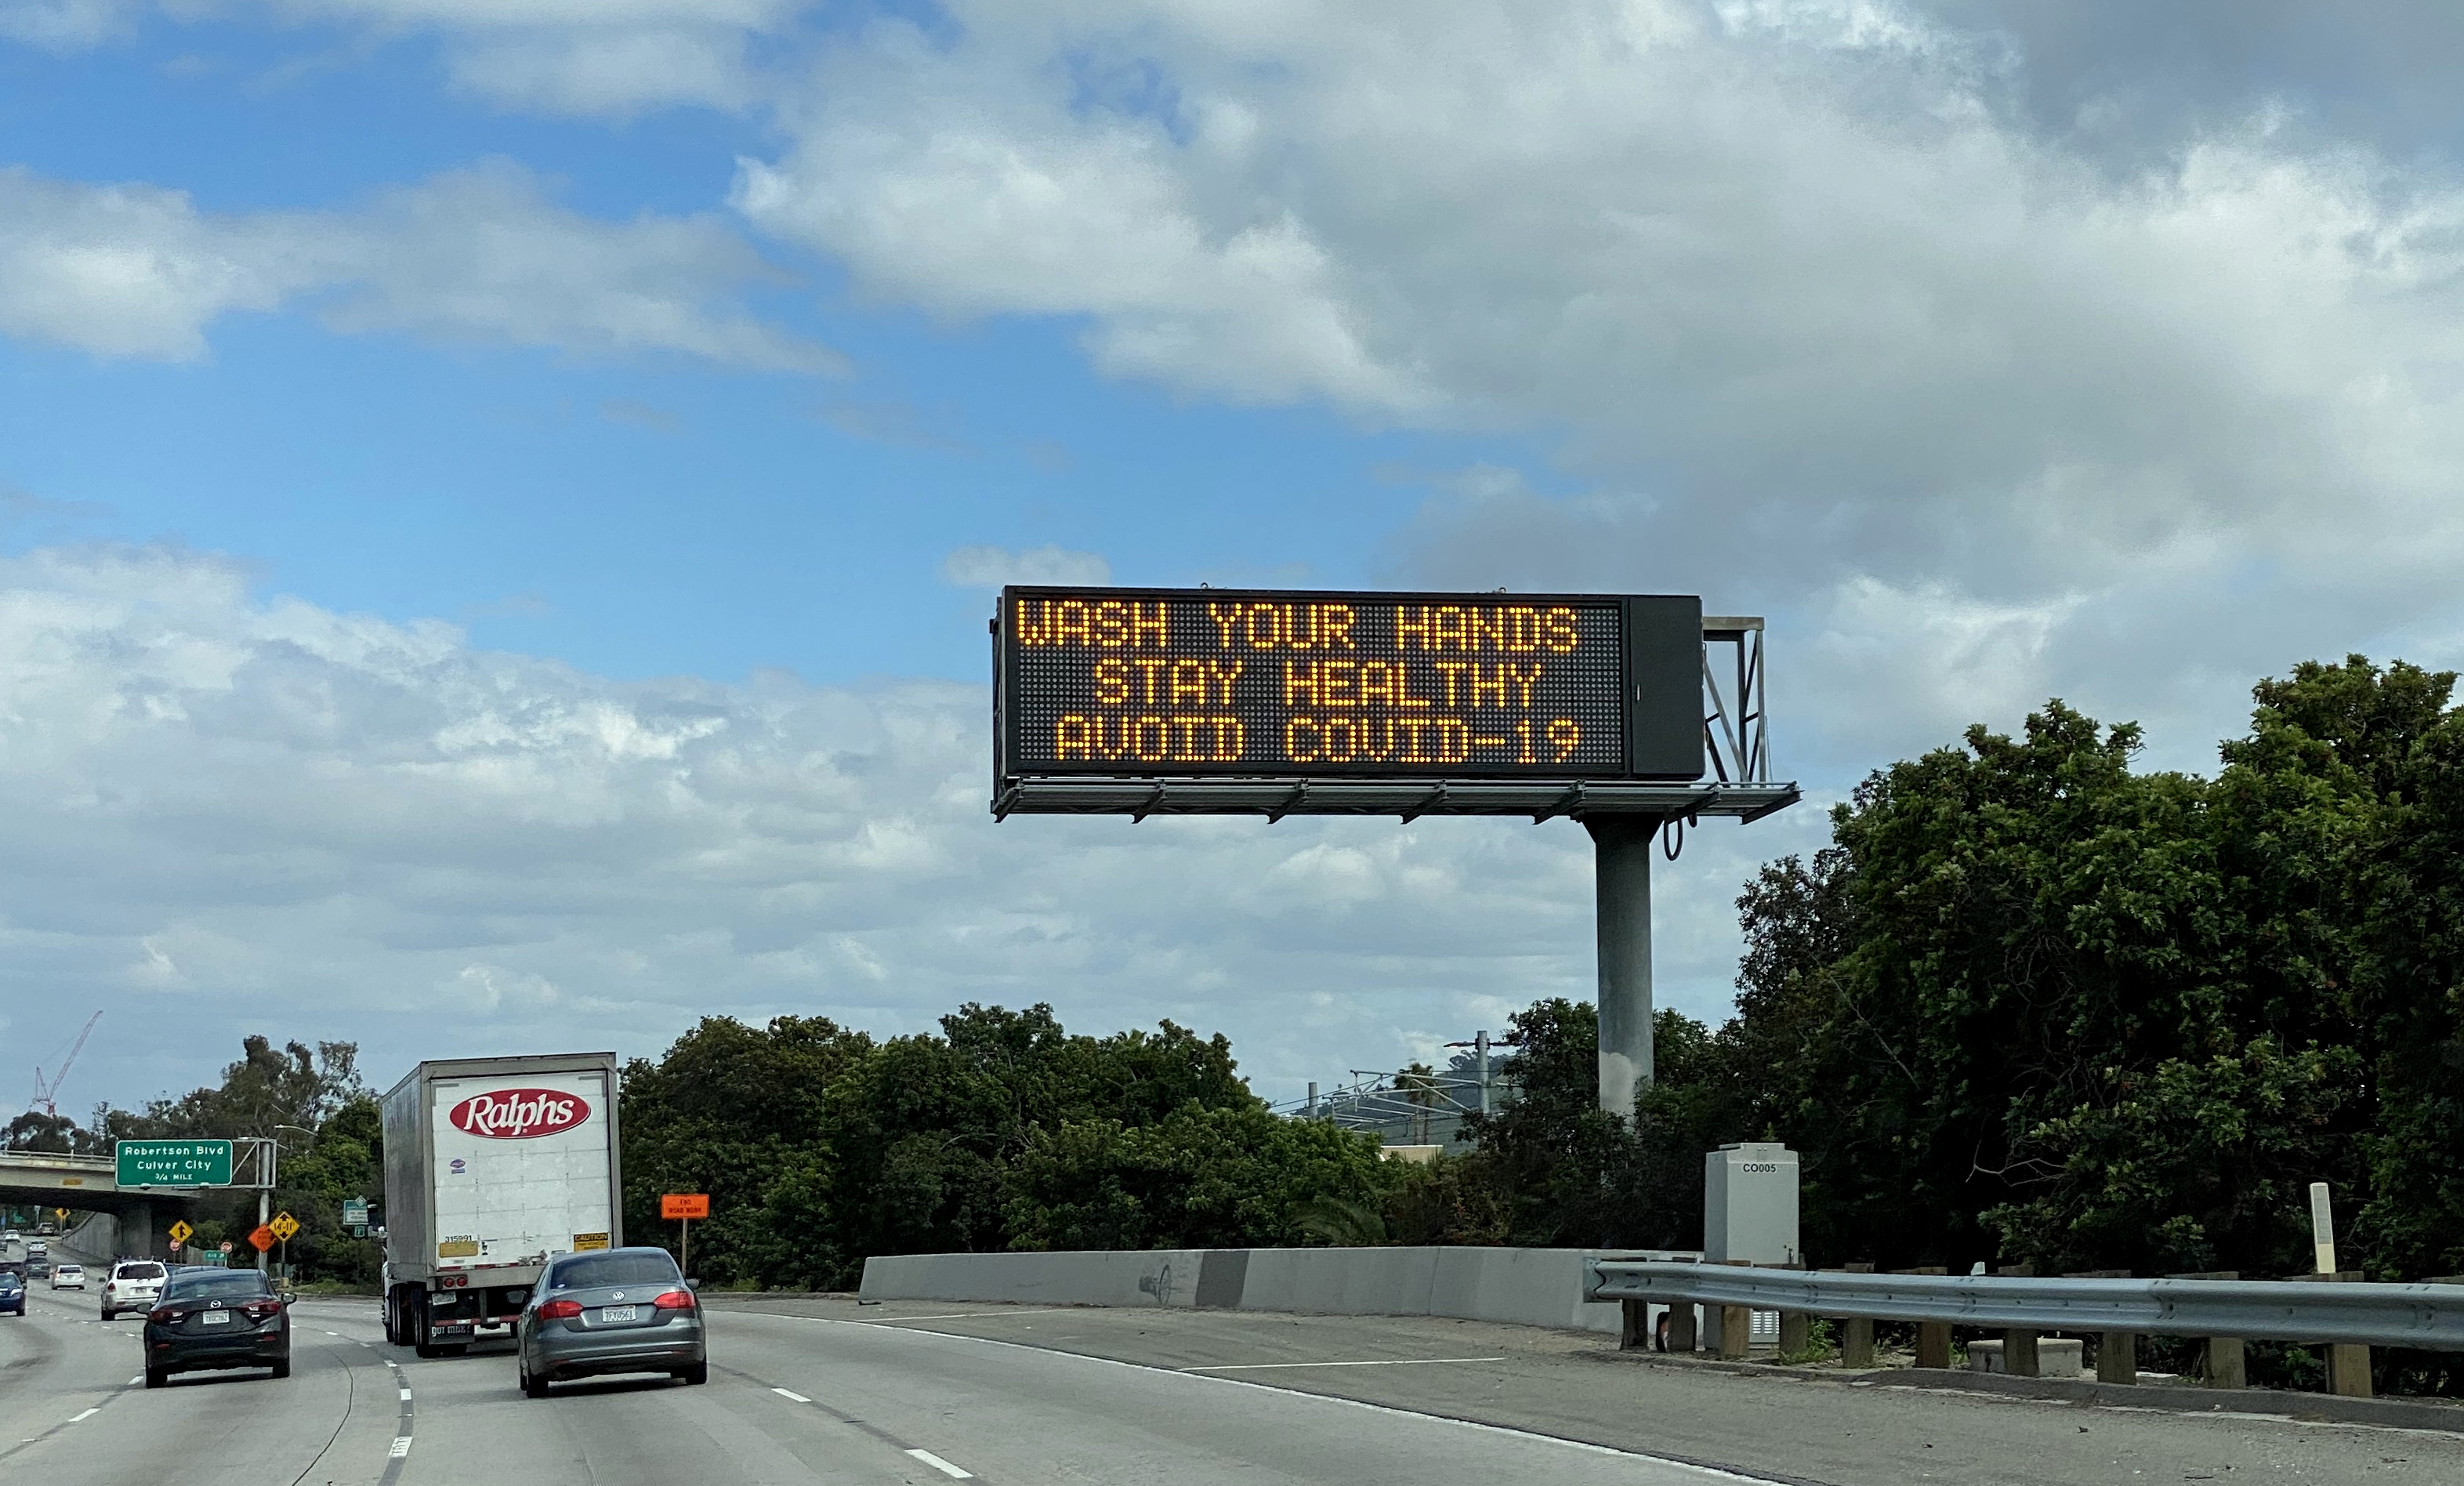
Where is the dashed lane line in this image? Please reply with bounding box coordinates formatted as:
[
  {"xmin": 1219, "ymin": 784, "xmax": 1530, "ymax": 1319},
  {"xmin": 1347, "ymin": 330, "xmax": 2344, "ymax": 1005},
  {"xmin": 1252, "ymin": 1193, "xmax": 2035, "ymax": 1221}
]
[
  {"xmin": 907, "ymin": 1448, "xmax": 975, "ymax": 1479},
  {"xmin": 1179, "ymin": 1356, "xmax": 1509, "ymax": 1373},
  {"xmin": 736, "ymin": 1311, "xmax": 1810, "ymax": 1486},
  {"xmin": 375, "ymin": 1357, "xmax": 414, "ymax": 1486},
  {"xmin": 745, "ymin": 1368, "xmax": 989, "ymax": 1483},
  {"xmin": 67, "ymin": 1408, "xmax": 97, "ymax": 1423},
  {"xmin": 855, "ymin": 1309, "xmax": 1078, "ymax": 1325}
]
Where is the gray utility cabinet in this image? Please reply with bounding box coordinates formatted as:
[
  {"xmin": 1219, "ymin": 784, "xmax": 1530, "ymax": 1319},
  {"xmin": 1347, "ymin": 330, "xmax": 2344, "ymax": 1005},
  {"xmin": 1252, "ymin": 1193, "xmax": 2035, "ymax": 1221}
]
[{"xmin": 1704, "ymin": 1142, "xmax": 1800, "ymax": 1266}]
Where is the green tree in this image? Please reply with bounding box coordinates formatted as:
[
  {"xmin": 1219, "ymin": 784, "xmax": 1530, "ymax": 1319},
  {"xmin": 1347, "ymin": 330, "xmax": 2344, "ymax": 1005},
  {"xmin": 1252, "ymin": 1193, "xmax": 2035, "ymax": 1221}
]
[
  {"xmin": 615, "ymin": 1002, "xmax": 1364, "ymax": 1291},
  {"xmin": 82, "ymin": 1036, "xmax": 379, "ymax": 1283}
]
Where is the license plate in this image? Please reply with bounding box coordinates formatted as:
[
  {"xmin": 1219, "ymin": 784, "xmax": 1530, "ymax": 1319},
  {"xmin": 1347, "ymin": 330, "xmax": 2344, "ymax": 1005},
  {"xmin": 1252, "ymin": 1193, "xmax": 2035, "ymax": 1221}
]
[
  {"xmin": 201, "ymin": 1310, "xmax": 232, "ymax": 1326},
  {"xmin": 597, "ymin": 1306, "xmax": 636, "ymax": 1324}
]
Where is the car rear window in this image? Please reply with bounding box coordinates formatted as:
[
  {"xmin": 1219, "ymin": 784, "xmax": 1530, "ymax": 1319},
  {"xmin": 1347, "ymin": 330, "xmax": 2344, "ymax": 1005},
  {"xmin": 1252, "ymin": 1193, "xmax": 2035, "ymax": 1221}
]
[
  {"xmin": 549, "ymin": 1252, "xmax": 679, "ymax": 1289},
  {"xmin": 116, "ymin": 1263, "xmax": 167, "ymax": 1280},
  {"xmin": 163, "ymin": 1272, "xmax": 272, "ymax": 1302}
]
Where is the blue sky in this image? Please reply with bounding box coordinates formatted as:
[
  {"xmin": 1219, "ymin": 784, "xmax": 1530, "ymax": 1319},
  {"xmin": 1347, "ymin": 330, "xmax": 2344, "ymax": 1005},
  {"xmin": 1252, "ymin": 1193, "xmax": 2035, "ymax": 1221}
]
[
  {"xmin": 0, "ymin": 15, "xmax": 1515, "ymax": 687},
  {"xmin": 8, "ymin": 1, "xmax": 2464, "ymax": 1114}
]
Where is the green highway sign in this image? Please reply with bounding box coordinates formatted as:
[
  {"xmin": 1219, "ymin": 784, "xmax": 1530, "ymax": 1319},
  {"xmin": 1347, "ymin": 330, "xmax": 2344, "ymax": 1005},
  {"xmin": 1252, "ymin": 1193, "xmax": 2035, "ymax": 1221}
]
[{"xmin": 114, "ymin": 1140, "xmax": 233, "ymax": 1188}]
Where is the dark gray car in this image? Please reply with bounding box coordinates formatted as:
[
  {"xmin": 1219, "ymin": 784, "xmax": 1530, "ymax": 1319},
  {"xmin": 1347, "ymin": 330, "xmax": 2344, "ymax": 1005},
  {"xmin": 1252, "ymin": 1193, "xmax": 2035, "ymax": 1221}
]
[{"xmin": 515, "ymin": 1248, "xmax": 704, "ymax": 1397}]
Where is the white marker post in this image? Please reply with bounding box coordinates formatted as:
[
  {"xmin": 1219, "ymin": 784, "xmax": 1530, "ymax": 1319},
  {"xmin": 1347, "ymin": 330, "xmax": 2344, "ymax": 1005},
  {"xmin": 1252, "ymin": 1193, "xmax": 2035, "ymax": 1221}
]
[{"xmin": 2309, "ymin": 1181, "xmax": 2337, "ymax": 1274}]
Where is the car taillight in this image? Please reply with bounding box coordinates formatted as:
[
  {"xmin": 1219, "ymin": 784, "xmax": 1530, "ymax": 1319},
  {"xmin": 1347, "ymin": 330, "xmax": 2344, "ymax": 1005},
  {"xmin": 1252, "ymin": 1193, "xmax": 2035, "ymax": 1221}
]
[
  {"xmin": 536, "ymin": 1299, "xmax": 583, "ymax": 1320},
  {"xmin": 242, "ymin": 1300, "xmax": 281, "ymax": 1321},
  {"xmin": 653, "ymin": 1289, "xmax": 695, "ymax": 1310},
  {"xmin": 148, "ymin": 1307, "xmax": 182, "ymax": 1325}
]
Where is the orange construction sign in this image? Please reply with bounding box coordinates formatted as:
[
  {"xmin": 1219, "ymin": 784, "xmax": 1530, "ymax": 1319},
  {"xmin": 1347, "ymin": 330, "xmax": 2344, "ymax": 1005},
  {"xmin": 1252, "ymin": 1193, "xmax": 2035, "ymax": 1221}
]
[
  {"xmin": 247, "ymin": 1224, "xmax": 276, "ymax": 1253},
  {"xmin": 661, "ymin": 1194, "xmax": 709, "ymax": 1220}
]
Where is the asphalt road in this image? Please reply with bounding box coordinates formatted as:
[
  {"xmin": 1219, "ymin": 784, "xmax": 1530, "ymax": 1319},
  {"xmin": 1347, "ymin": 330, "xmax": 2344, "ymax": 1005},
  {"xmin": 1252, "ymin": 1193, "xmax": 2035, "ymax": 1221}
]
[{"xmin": 2, "ymin": 1271, "xmax": 2459, "ymax": 1485}]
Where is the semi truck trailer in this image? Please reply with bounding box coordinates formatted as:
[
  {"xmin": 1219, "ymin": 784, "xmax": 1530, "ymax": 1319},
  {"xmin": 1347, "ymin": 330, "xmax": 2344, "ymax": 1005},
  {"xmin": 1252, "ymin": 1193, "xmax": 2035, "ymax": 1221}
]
[{"xmin": 379, "ymin": 1053, "xmax": 622, "ymax": 1357}]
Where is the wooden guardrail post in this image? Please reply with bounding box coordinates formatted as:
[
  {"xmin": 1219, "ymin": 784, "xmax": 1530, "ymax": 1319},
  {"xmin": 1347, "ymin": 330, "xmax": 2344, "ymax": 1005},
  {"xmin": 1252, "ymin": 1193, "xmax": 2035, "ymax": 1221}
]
[
  {"xmin": 1665, "ymin": 1294, "xmax": 1699, "ymax": 1352},
  {"xmin": 1711, "ymin": 1258, "xmax": 1752, "ymax": 1360},
  {"xmin": 2168, "ymin": 1270, "xmax": 2241, "ymax": 1386},
  {"xmin": 1995, "ymin": 1263, "xmax": 2038, "ymax": 1377},
  {"xmin": 2325, "ymin": 1270, "xmax": 2372, "ymax": 1398},
  {"xmin": 1776, "ymin": 1304, "xmax": 1810, "ymax": 1358},
  {"xmin": 1763, "ymin": 1262, "xmax": 1810, "ymax": 1358},
  {"xmin": 1893, "ymin": 1267, "xmax": 1951, "ymax": 1368},
  {"xmin": 1839, "ymin": 1263, "xmax": 1875, "ymax": 1368},
  {"xmin": 2065, "ymin": 1269, "xmax": 2135, "ymax": 1383},
  {"xmin": 1719, "ymin": 1300, "xmax": 1752, "ymax": 1359}
]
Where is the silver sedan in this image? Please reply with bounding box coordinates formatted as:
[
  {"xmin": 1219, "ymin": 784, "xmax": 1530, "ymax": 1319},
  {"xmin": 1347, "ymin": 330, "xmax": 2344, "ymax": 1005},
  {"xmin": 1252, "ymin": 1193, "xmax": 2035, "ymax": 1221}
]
[{"xmin": 514, "ymin": 1248, "xmax": 705, "ymax": 1397}]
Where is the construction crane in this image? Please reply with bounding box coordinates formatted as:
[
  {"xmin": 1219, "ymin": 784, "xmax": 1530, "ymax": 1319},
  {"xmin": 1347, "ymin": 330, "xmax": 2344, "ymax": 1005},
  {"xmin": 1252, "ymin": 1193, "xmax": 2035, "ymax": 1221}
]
[{"xmin": 30, "ymin": 1011, "xmax": 102, "ymax": 1117}]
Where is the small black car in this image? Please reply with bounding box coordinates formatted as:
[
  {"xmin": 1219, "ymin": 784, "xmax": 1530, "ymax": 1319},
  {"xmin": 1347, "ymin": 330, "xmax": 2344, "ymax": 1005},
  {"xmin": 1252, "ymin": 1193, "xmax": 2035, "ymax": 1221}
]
[
  {"xmin": 143, "ymin": 1268, "xmax": 290, "ymax": 1386},
  {"xmin": 0, "ymin": 1270, "xmax": 24, "ymax": 1316}
]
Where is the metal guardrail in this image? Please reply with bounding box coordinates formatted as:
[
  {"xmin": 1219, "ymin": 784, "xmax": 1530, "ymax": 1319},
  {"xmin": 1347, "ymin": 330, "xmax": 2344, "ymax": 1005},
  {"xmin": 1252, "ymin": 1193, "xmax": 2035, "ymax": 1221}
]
[{"xmin": 1583, "ymin": 1259, "xmax": 2464, "ymax": 1352}]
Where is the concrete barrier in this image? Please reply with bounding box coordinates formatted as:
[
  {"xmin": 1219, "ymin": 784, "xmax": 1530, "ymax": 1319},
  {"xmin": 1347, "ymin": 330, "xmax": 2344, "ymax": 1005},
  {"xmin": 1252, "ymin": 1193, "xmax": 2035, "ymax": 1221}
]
[
  {"xmin": 858, "ymin": 1245, "xmax": 1699, "ymax": 1335},
  {"xmin": 858, "ymin": 1249, "xmax": 1213, "ymax": 1309}
]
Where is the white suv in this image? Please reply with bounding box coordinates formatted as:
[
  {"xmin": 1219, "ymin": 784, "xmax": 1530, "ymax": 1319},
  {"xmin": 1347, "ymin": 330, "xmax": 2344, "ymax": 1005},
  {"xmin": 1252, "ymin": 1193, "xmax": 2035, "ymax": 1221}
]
[
  {"xmin": 51, "ymin": 1263, "xmax": 85, "ymax": 1289},
  {"xmin": 100, "ymin": 1260, "xmax": 167, "ymax": 1321}
]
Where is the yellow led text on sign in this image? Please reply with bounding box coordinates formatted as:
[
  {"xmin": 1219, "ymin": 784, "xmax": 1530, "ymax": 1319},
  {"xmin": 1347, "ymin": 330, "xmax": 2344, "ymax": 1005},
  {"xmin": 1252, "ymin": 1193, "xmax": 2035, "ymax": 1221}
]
[{"xmin": 1010, "ymin": 593, "xmax": 1623, "ymax": 774}]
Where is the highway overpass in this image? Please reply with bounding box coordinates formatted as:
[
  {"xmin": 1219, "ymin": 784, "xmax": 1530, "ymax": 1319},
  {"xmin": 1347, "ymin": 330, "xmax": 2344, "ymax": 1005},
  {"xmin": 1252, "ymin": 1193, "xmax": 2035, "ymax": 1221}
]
[{"xmin": 0, "ymin": 1151, "xmax": 200, "ymax": 1258}]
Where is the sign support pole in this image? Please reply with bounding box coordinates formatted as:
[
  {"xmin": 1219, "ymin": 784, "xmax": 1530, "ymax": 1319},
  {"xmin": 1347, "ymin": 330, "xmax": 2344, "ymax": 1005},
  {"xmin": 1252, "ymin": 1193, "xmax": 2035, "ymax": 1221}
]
[
  {"xmin": 680, "ymin": 1216, "xmax": 690, "ymax": 1278},
  {"xmin": 1588, "ymin": 816, "xmax": 1658, "ymax": 1117}
]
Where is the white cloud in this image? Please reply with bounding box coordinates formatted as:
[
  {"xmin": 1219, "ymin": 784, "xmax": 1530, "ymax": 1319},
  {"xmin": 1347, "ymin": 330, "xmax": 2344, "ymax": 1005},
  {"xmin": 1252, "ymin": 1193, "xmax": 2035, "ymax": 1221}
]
[
  {"xmin": 0, "ymin": 160, "xmax": 838, "ymax": 372},
  {"xmin": 940, "ymin": 544, "xmax": 1112, "ymax": 588},
  {"xmin": 4, "ymin": 0, "xmax": 802, "ymax": 112},
  {"xmin": 720, "ymin": 3, "xmax": 2464, "ymax": 769},
  {"xmin": 0, "ymin": 169, "xmax": 298, "ymax": 359},
  {"xmin": 444, "ymin": 26, "xmax": 756, "ymax": 114},
  {"xmin": 0, "ymin": 0, "xmax": 131, "ymax": 47},
  {"xmin": 2, "ymin": 542, "xmax": 1748, "ymax": 1111}
]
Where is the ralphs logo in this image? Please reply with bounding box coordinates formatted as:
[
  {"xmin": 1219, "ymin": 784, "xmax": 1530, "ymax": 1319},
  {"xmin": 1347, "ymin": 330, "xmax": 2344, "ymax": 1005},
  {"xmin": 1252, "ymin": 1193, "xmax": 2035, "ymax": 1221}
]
[{"xmin": 447, "ymin": 1089, "xmax": 589, "ymax": 1140}]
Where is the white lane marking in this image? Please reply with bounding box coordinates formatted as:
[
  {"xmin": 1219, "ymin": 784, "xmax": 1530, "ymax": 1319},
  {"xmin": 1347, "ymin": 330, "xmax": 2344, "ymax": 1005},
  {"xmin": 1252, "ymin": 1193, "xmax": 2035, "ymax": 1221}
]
[
  {"xmin": 127, "ymin": 1376, "xmax": 141, "ymax": 1386},
  {"xmin": 399, "ymin": 1388, "xmax": 413, "ymax": 1401},
  {"xmin": 770, "ymin": 1387, "xmax": 813, "ymax": 1404},
  {"xmin": 754, "ymin": 1313, "xmax": 1798, "ymax": 1486},
  {"xmin": 859, "ymin": 1308, "xmax": 1078, "ymax": 1324},
  {"xmin": 390, "ymin": 1437, "xmax": 412, "ymax": 1459},
  {"xmin": 324, "ymin": 1330, "xmax": 340, "ymax": 1336},
  {"xmin": 1179, "ymin": 1356, "xmax": 1509, "ymax": 1372},
  {"xmin": 68, "ymin": 1408, "xmax": 98, "ymax": 1423},
  {"xmin": 905, "ymin": 1448, "xmax": 973, "ymax": 1479}
]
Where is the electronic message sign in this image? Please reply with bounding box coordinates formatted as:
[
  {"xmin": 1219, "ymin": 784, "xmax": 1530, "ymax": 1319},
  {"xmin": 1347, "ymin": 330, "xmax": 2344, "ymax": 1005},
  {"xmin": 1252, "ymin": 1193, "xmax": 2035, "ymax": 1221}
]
[{"xmin": 996, "ymin": 588, "xmax": 1703, "ymax": 784}]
